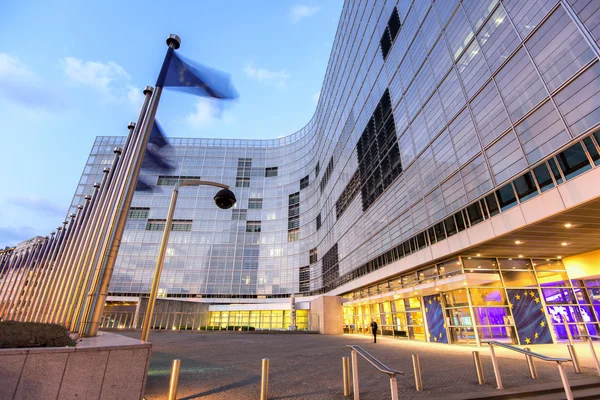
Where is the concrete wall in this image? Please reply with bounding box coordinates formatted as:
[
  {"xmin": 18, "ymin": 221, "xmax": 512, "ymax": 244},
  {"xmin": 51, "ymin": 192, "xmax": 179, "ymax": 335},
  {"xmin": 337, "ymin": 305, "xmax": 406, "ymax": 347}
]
[
  {"xmin": 310, "ymin": 295, "xmax": 343, "ymax": 335},
  {"xmin": 564, "ymin": 249, "xmax": 600, "ymax": 280},
  {"xmin": 0, "ymin": 332, "xmax": 151, "ymax": 400}
]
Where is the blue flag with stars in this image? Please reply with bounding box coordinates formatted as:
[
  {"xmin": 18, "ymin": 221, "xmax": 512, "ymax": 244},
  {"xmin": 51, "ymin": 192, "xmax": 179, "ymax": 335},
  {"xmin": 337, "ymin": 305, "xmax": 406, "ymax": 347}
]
[
  {"xmin": 424, "ymin": 294, "xmax": 447, "ymax": 344},
  {"xmin": 156, "ymin": 47, "xmax": 238, "ymax": 99},
  {"xmin": 136, "ymin": 121, "xmax": 176, "ymax": 192},
  {"xmin": 507, "ymin": 289, "xmax": 552, "ymax": 345}
]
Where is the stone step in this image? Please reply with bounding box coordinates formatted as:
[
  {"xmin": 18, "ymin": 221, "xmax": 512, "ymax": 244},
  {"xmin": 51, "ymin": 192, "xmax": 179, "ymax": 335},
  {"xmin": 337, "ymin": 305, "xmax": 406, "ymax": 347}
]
[{"xmin": 453, "ymin": 377, "xmax": 600, "ymax": 400}]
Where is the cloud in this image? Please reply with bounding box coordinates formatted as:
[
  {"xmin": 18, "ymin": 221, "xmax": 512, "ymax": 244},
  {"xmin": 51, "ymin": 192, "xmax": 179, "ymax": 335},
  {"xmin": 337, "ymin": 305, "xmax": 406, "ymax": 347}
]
[
  {"xmin": 290, "ymin": 4, "xmax": 321, "ymax": 23},
  {"xmin": 186, "ymin": 98, "xmax": 236, "ymax": 129},
  {"xmin": 61, "ymin": 56, "xmax": 141, "ymax": 106},
  {"xmin": 0, "ymin": 53, "xmax": 65, "ymax": 110},
  {"xmin": 244, "ymin": 63, "xmax": 290, "ymax": 90},
  {"xmin": 0, "ymin": 226, "xmax": 36, "ymax": 248},
  {"xmin": 6, "ymin": 196, "xmax": 66, "ymax": 217}
]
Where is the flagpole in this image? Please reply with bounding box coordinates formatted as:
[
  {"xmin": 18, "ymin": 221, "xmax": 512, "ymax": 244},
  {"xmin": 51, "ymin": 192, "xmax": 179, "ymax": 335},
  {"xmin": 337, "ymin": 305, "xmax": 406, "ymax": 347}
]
[
  {"xmin": 80, "ymin": 34, "xmax": 181, "ymax": 337},
  {"xmin": 25, "ymin": 229, "xmax": 59, "ymax": 322}
]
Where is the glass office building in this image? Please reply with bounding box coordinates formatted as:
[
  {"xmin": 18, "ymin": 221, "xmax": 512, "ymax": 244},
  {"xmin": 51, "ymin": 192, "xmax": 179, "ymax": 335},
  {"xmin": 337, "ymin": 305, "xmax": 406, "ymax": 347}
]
[{"xmin": 71, "ymin": 0, "xmax": 600, "ymax": 343}]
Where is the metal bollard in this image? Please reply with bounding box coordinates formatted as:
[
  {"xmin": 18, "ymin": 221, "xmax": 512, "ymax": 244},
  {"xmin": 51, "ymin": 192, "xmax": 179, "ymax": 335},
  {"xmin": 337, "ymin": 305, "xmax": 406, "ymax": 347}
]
[
  {"xmin": 260, "ymin": 358, "xmax": 270, "ymax": 400},
  {"xmin": 489, "ymin": 344, "xmax": 503, "ymax": 389},
  {"xmin": 472, "ymin": 351, "xmax": 485, "ymax": 385},
  {"xmin": 412, "ymin": 354, "xmax": 423, "ymax": 391},
  {"xmin": 567, "ymin": 344, "xmax": 581, "ymax": 374},
  {"xmin": 351, "ymin": 350, "xmax": 360, "ymax": 400},
  {"xmin": 556, "ymin": 361, "xmax": 574, "ymax": 400},
  {"xmin": 523, "ymin": 347, "xmax": 537, "ymax": 379},
  {"xmin": 587, "ymin": 337, "xmax": 600, "ymax": 376},
  {"xmin": 168, "ymin": 359, "xmax": 181, "ymax": 400},
  {"xmin": 342, "ymin": 356, "xmax": 351, "ymax": 397}
]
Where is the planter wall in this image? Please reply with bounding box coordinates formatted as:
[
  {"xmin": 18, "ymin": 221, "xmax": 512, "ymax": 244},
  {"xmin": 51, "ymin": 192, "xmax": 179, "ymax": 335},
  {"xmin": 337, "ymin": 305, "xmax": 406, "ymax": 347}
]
[{"xmin": 0, "ymin": 332, "xmax": 151, "ymax": 400}]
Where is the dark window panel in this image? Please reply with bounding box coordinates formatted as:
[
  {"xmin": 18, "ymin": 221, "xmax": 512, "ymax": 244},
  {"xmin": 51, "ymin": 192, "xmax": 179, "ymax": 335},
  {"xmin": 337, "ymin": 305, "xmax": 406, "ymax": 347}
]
[
  {"xmin": 533, "ymin": 163, "xmax": 555, "ymax": 193},
  {"xmin": 455, "ymin": 210, "xmax": 467, "ymax": 231},
  {"xmin": 548, "ymin": 158, "xmax": 564, "ymax": 184},
  {"xmin": 556, "ymin": 142, "xmax": 592, "ymax": 180},
  {"xmin": 466, "ymin": 202, "xmax": 484, "ymax": 225},
  {"xmin": 485, "ymin": 193, "xmax": 500, "ymax": 217},
  {"xmin": 496, "ymin": 183, "xmax": 518, "ymax": 211},
  {"xmin": 583, "ymin": 137, "xmax": 600, "ymax": 165},
  {"xmin": 444, "ymin": 216, "xmax": 457, "ymax": 236}
]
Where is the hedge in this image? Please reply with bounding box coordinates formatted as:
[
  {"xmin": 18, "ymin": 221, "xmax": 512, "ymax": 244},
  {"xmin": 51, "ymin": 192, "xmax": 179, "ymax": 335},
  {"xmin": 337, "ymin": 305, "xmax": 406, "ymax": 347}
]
[{"xmin": 0, "ymin": 321, "xmax": 76, "ymax": 349}]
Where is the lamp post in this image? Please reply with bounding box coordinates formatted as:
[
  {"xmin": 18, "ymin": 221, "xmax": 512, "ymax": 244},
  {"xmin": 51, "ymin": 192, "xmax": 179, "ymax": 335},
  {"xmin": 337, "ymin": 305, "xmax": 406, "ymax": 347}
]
[{"xmin": 140, "ymin": 179, "xmax": 236, "ymax": 341}]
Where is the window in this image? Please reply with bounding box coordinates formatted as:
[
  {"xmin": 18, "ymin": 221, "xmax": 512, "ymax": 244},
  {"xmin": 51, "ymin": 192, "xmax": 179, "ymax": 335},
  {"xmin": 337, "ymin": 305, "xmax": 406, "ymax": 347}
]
[
  {"xmin": 380, "ymin": 7, "xmax": 401, "ymax": 59},
  {"xmin": 496, "ymin": 183, "xmax": 518, "ymax": 211},
  {"xmin": 466, "ymin": 202, "xmax": 484, "ymax": 225},
  {"xmin": 265, "ymin": 167, "xmax": 278, "ymax": 177},
  {"xmin": 583, "ymin": 137, "xmax": 600, "ymax": 165},
  {"xmin": 315, "ymin": 162, "xmax": 320, "ymax": 176},
  {"xmin": 236, "ymin": 178, "xmax": 250, "ymax": 187},
  {"xmin": 289, "ymin": 192, "xmax": 300, "ymax": 205},
  {"xmin": 322, "ymin": 244, "xmax": 339, "ymax": 289},
  {"xmin": 455, "ymin": 210, "xmax": 467, "ymax": 231},
  {"xmin": 548, "ymin": 158, "xmax": 564, "ymax": 184},
  {"xmin": 513, "ymin": 172, "xmax": 538, "ymax": 202},
  {"xmin": 128, "ymin": 207, "xmax": 149, "ymax": 219},
  {"xmin": 335, "ymin": 171, "xmax": 361, "ymax": 218},
  {"xmin": 485, "ymin": 193, "xmax": 499, "ymax": 217},
  {"xmin": 157, "ymin": 175, "xmax": 201, "ymax": 186},
  {"xmin": 556, "ymin": 142, "xmax": 592, "ymax": 180},
  {"xmin": 299, "ymin": 266, "xmax": 310, "ymax": 293},
  {"xmin": 288, "ymin": 216, "xmax": 299, "ymax": 230},
  {"xmin": 300, "ymin": 175, "xmax": 309, "ymax": 190},
  {"xmin": 146, "ymin": 219, "xmax": 192, "ymax": 232},
  {"xmin": 287, "ymin": 228, "xmax": 299, "ymax": 242},
  {"xmin": 319, "ymin": 157, "xmax": 334, "ymax": 193},
  {"xmin": 444, "ymin": 215, "xmax": 457, "ymax": 236},
  {"xmin": 533, "ymin": 163, "xmax": 555, "ymax": 192},
  {"xmin": 246, "ymin": 221, "xmax": 261, "ymax": 233},
  {"xmin": 248, "ymin": 198, "xmax": 263, "ymax": 209},
  {"xmin": 232, "ymin": 209, "xmax": 247, "ymax": 220},
  {"xmin": 316, "ymin": 213, "xmax": 321, "ymax": 230},
  {"xmin": 309, "ymin": 248, "xmax": 317, "ymax": 264}
]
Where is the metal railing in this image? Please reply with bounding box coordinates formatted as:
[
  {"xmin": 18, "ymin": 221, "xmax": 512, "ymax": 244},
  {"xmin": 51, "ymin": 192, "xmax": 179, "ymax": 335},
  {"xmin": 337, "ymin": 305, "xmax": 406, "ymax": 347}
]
[
  {"xmin": 577, "ymin": 334, "xmax": 600, "ymax": 376},
  {"xmin": 486, "ymin": 341, "xmax": 574, "ymax": 400},
  {"xmin": 345, "ymin": 345, "xmax": 404, "ymax": 400}
]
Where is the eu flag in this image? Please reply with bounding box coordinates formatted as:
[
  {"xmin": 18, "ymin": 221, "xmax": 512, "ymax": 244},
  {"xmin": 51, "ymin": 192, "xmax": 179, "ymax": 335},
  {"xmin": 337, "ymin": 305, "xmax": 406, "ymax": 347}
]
[
  {"xmin": 136, "ymin": 121, "xmax": 176, "ymax": 191},
  {"xmin": 156, "ymin": 48, "xmax": 238, "ymax": 99}
]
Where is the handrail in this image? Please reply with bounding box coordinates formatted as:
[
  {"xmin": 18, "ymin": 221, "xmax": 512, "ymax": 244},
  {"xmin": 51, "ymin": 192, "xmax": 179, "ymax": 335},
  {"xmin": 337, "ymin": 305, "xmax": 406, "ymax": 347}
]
[
  {"xmin": 578, "ymin": 334, "xmax": 600, "ymax": 340},
  {"xmin": 346, "ymin": 345, "xmax": 404, "ymax": 376},
  {"xmin": 485, "ymin": 341, "xmax": 571, "ymax": 363}
]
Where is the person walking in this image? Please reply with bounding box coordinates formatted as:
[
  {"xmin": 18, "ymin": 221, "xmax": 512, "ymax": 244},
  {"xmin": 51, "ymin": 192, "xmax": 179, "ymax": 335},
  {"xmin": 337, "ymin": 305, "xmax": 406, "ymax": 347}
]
[{"xmin": 370, "ymin": 320, "xmax": 378, "ymax": 343}]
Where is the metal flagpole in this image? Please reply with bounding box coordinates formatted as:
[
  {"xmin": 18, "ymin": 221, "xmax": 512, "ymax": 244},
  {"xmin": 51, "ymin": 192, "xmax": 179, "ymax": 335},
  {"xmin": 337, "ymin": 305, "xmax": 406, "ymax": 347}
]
[
  {"xmin": 70, "ymin": 89, "xmax": 153, "ymax": 332},
  {"xmin": 141, "ymin": 182, "xmax": 180, "ymax": 341},
  {"xmin": 80, "ymin": 34, "xmax": 181, "ymax": 337},
  {"xmin": 0, "ymin": 238, "xmax": 42, "ymax": 319},
  {"xmin": 13, "ymin": 233, "xmax": 53, "ymax": 321},
  {"xmin": 33, "ymin": 203, "xmax": 86, "ymax": 322},
  {"xmin": 24, "ymin": 230, "xmax": 58, "ymax": 322},
  {"xmin": 69, "ymin": 92, "xmax": 152, "ymax": 332},
  {"xmin": 44, "ymin": 188, "xmax": 100, "ymax": 324}
]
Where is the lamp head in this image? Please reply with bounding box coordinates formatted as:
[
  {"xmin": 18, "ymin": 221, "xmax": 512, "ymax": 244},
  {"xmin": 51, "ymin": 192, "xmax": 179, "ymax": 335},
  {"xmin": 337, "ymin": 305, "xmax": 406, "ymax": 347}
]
[{"xmin": 213, "ymin": 188, "xmax": 236, "ymax": 210}]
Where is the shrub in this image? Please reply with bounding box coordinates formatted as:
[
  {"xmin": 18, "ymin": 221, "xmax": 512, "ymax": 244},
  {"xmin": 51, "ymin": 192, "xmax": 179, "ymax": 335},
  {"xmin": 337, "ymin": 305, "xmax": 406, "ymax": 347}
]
[{"xmin": 0, "ymin": 321, "xmax": 76, "ymax": 349}]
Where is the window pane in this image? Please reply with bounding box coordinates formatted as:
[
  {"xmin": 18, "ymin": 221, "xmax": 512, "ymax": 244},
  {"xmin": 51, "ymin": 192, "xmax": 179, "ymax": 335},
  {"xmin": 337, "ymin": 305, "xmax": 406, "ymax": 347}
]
[
  {"xmin": 496, "ymin": 183, "xmax": 518, "ymax": 211},
  {"xmin": 463, "ymin": 257, "xmax": 498, "ymax": 271},
  {"xmin": 556, "ymin": 142, "xmax": 592, "ymax": 180},
  {"xmin": 444, "ymin": 215, "xmax": 457, "ymax": 236},
  {"xmin": 513, "ymin": 172, "xmax": 539, "ymax": 202},
  {"xmin": 583, "ymin": 137, "xmax": 600, "ymax": 165},
  {"xmin": 548, "ymin": 158, "xmax": 564, "ymax": 184},
  {"xmin": 502, "ymin": 270, "xmax": 537, "ymax": 287},
  {"xmin": 533, "ymin": 163, "xmax": 555, "ymax": 192},
  {"xmin": 471, "ymin": 289, "xmax": 506, "ymax": 306},
  {"xmin": 466, "ymin": 202, "xmax": 484, "ymax": 225},
  {"xmin": 434, "ymin": 222, "xmax": 446, "ymax": 241},
  {"xmin": 485, "ymin": 193, "xmax": 500, "ymax": 216}
]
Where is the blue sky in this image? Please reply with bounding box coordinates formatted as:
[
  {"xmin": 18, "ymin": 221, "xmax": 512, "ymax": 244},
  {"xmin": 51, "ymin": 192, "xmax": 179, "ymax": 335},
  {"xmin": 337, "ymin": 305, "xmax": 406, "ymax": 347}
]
[{"xmin": 0, "ymin": 1, "xmax": 343, "ymax": 248}]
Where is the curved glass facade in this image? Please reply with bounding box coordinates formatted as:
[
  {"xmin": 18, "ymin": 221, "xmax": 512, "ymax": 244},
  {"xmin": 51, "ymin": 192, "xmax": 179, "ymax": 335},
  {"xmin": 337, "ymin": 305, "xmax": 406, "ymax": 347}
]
[{"xmin": 70, "ymin": 0, "xmax": 600, "ymax": 300}]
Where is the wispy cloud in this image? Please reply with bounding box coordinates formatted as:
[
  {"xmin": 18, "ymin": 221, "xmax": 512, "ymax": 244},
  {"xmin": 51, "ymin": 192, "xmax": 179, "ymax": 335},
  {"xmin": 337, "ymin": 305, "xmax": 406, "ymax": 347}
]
[
  {"xmin": 6, "ymin": 196, "xmax": 66, "ymax": 217},
  {"xmin": 290, "ymin": 4, "xmax": 321, "ymax": 23},
  {"xmin": 186, "ymin": 98, "xmax": 236, "ymax": 129},
  {"xmin": 0, "ymin": 53, "xmax": 65, "ymax": 110},
  {"xmin": 244, "ymin": 63, "xmax": 290, "ymax": 90},
  {"xmin": 0, "ymin": 226, "xmax": 36, "ymax": 248},
  {"xmin": 61, "ymin": 56, "xmax": 141, "ymax": 108}
]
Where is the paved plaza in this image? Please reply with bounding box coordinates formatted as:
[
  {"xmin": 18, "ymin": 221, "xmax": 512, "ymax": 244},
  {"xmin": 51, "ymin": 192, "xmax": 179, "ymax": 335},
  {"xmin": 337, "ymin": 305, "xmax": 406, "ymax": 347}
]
[{"xmin": 121, "ymin": 331, "xmax": 600, "ymax": 399}]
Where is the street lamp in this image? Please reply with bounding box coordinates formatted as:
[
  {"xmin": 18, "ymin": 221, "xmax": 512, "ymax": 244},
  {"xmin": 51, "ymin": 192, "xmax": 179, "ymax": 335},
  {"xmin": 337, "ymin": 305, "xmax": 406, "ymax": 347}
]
[{"xmin": 140, "ymin": 179, "xmax": 236, "ymax": 341}]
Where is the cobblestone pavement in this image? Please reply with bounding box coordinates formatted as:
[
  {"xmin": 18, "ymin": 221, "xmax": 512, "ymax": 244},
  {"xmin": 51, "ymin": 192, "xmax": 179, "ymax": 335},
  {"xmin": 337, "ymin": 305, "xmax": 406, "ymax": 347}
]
[{"xmin": 124, "ymin": 331, "xmax": 598, "ymax": 400}]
